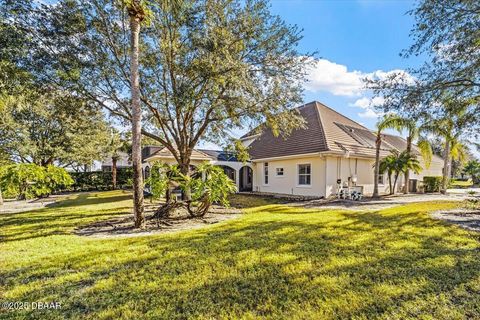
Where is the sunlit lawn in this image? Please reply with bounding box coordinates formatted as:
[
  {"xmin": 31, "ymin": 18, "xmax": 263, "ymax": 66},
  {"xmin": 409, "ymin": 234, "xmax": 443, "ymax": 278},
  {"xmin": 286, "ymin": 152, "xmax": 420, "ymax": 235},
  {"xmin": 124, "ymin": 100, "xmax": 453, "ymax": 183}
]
[
  {"xmin": 450, "ymin": 179, "xmax": 474, "ymax": 188},
  {"xmin": 1, "ymin": 191, "xmax": 480, "ymax": 319}
]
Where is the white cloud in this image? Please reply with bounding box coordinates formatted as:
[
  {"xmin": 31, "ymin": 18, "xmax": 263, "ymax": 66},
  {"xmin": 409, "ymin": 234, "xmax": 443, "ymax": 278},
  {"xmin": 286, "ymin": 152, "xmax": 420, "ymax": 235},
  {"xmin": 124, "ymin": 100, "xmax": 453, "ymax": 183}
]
[
  {"xmin": 351, "ymin": 96, "xmax": 385, "ymax": 109},
  {"xmin": 358, "ymin": 108, "xmax": 381, "ymax": 119},
  {"xmin": 350, "ymin": 96, "xmax": 385, "ymax": 119},
  {"xmin": 303, "ymin": 58, "xmax": 414, "ymax": 120},
  {"xmin": 304, "ymin": 59, "xmax": 365, "ymax": 96},
  {"xmin": 366, "ymin": 69, "xmax": 416, "ymax": 85},
  {"xmin": 304, "ymin": 59, "xmax": 414, "ymax": 98}
]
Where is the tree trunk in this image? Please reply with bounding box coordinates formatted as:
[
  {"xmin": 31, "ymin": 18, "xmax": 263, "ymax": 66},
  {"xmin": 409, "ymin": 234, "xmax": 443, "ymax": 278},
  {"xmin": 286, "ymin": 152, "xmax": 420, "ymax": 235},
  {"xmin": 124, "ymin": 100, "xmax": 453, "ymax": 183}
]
[
  {"xmin": 129, "ymin": 8, "xmax": 145, "ymax": 228},
  {"xmin": 388, "ymin": 173, "xmax": 393, "ymax": 195},
  {"xmin": 0, "ymin": 187, "xmax": 3, "ymax": 206},
  {"xmin": 441, "ymin": 140, "xmax": 451, "ymax": 194},
  {"xmin": 179, "ymin": 161, "xmax": 192, "ymax": 201},
  {"xmin": 112, "ymin": 157, "xmax": 117, "ymax": 190},
  {"xmin": 373, "ymin": 132, "xmax": 382, "ymax": 198},
  {"xmin": 393, "ymin": 173, "xmax": 400, "ymax": 195},
  {"xmin": 404, "ymin": 136, "xmax": 412, "ymax": 194}
]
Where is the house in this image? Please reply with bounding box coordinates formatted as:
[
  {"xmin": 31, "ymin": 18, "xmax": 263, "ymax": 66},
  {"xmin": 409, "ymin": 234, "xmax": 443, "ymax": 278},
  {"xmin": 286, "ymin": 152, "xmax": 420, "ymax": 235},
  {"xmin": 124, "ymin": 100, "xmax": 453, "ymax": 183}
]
[
  {"xmin": 101, "ymin": 151, "xmax": 132, "ymax": 171},
  {"xmin": 143, "ymin": 101, "xmax": 444, "ymax": 197},
  {"xmin": 101, "ymin": 146, "xmax": 162, "ymax": 172}
]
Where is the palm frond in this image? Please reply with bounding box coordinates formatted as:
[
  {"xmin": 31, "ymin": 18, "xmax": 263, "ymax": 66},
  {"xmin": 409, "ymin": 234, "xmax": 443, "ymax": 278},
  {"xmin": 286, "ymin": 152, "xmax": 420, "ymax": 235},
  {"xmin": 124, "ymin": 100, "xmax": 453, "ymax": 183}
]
[
  {"xmin": 450, "ymin": 140, "xmax": 468, "ymax": 164},
  {"xmin": 417, "ymin": 139, "xmax": 433, "ymax": 169}
]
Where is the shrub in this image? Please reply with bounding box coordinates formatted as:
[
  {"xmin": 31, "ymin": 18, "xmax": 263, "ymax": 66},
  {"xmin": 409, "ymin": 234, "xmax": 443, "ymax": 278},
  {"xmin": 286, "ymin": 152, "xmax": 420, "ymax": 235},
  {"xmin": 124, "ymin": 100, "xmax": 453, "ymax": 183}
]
[
  {"xmin": 0, "ymin": 164, "xmax": 73, "ymax": 200},
  {"xmin": 69, "ymin": 168, "xmax": 133, "ymax": 191},
  {"xmin": 423, "ymin": 176, "xmax": 443, "ymax": 193},
  {"xmin": 148, "ymin": 162, "xmax": 237, "ymax": 218}
]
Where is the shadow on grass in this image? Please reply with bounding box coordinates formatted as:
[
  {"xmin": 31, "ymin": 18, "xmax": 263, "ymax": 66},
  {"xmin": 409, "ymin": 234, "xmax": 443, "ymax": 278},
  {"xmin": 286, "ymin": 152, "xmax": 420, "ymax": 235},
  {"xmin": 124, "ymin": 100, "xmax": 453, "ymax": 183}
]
[
  {"xmin": 2, "ymin": 202, "xmax": 480, "ymax": 319},
  {"xmin": 0, "ymin": 191, "xmax": 133, "ymax": 243},
  {"xmin": 48, "ymin": 192, "xmax": 132, "ymax": 209}
]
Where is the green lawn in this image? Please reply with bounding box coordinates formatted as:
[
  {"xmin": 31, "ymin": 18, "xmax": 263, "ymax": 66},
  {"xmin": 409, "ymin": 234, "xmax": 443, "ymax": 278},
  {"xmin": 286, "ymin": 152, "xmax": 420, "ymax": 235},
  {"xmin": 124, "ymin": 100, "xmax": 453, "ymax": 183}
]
[
  {"xmin": 1, "ymin": 191, "xmax": 480, "ymax": 319},
  {"xmin": 450, "ymin": 179, "xmax": 474, "ymax": 188}
]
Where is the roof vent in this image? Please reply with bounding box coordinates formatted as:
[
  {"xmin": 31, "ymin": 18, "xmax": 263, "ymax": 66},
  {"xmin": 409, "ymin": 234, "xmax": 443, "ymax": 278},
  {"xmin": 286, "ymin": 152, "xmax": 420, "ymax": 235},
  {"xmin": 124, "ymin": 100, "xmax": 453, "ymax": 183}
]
[{"xmin": 350, "ymin": 128, "xmax": 355, "ymax": 133}]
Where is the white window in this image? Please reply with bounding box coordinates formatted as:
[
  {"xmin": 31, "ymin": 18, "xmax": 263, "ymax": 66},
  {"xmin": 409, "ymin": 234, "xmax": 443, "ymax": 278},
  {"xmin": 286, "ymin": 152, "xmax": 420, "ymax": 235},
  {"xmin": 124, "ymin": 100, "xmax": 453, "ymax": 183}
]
[
  {"xmin": 298, "ymin": 164, "xmax": 311, "ymax": 185},
  {"xmin": 264, "ymin": 162, "xmax": 269, "ymax": 185},
  {"xmin": 276, "ymin": 167, "xmax": 284, "ymax": 176}
]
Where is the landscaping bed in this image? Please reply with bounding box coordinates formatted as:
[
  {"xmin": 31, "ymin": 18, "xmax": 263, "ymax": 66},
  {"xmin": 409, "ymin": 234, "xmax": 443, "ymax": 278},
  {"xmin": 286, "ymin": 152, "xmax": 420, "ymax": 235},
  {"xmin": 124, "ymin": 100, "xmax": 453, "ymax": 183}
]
[{"xmin": 431, "ymin": 209, "xmax": 480, "ymax": 232}]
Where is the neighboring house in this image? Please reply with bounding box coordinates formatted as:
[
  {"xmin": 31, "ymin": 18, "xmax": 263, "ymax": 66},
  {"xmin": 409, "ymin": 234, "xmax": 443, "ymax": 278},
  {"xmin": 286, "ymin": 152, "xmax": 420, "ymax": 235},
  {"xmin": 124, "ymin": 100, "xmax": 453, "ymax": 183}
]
[
  {"xmin": 143, "ymin": 101, "xmax": 444, "ymax": 197},
  {"xmin": 143, "ymin": 148, "xmax": 251, "ymax": 192},
  {"xmin": 101, "ymin": 146, "xmax": 163, "ymax": 172},
  {"xmin": 101, "ymin": 151, "xmax": 132, "ymax": 171}
]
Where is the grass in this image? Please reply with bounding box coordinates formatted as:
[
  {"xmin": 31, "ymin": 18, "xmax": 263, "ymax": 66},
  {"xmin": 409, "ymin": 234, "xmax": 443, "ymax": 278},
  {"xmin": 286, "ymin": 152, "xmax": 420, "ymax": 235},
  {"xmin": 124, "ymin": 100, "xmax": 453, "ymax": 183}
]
[
  {"xmin": 450, "ymin": 179, "xmax": 474, "ymax": 188},
  {"xmin": 1, "ymin": 191, "xmax": 480, "ymax": 319}
]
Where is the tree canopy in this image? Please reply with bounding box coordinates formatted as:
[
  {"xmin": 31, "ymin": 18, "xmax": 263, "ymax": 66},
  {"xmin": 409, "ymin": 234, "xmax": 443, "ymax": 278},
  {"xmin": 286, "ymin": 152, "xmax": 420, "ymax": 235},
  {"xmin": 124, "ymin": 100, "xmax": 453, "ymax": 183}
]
[
  {"xmin": 366, "ymin": 0, "xmax": 480, "ymax": 137},
  {"xmin": 0, "ymin": 90, "xmax": 111, "ymax": 167},
  {"xmin": 5, "ymin": 0, "xmax": 310, "ymax": 172}
]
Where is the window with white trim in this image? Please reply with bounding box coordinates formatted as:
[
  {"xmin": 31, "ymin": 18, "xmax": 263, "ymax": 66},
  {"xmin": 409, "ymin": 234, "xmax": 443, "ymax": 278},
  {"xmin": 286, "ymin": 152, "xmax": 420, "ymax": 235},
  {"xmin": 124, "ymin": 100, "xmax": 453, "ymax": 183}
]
[
  {"xmin": 264, "ymin": 162, "xmax": 269, "ymax": 184},
  {"xmin": 298, "ymin": 164, "xmax": 311, "ymax": 185},
  {"xmin": 276, "ymin": 167, "xmax": 284, "ymax": 176}
]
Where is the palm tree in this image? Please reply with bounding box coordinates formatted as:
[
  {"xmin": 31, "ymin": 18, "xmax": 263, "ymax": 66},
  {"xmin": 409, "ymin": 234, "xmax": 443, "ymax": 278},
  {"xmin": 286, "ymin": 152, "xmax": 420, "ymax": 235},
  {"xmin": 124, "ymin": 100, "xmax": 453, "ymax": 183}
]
[
  {"xmin": 379, "ymin": 150, "xmax": 422, "ymax": 195},
  {"xmin": 379, "ymin": 117, "xmax": 432, "ymax": 193},
  {"xmin": 396, "ymin": 150, "xmax": 422, "ymax": 192},
  {"xmin": 423, "ymin": 101, "xmax": 470, "ymax": 194},
  {"xmin": 373, "ymin": 114, "xmax": 403, "ymax": 198},
  {"xmin": 379, "ymin": 152, "xmax": 397, "ymax": 194},
  {"xmin": 106, "ymin": 131, "xmax": 130, "ymax": 190},
  {"xmin": 126, "ymin": 0, "xmax": 148, "ymax": 228}
]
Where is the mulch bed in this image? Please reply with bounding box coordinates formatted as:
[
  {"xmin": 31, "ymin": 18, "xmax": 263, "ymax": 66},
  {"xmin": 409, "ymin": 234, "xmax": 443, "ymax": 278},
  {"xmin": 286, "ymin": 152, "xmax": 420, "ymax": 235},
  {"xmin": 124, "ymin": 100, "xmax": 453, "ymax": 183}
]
[
  {"xmin": 74, "ymin": 203, "xmax": 242, "ymax": 238},
  {"xmin": 431, "ymin": 208, "xmax": 480, "ymax": 232}
]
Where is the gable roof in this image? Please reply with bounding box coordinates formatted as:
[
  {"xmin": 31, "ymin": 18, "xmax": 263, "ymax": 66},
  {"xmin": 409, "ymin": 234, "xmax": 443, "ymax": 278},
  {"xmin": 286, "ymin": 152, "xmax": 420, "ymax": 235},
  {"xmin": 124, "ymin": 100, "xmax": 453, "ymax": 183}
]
[{"xmin": 245, "ymin": 101, "xmax": 433, "ymax": 160}]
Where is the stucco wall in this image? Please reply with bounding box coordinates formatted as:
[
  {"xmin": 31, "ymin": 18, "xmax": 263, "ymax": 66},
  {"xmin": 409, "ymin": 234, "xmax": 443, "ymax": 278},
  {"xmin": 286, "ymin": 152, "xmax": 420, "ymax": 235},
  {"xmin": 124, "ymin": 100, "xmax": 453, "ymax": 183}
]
[
  {"xmin": 253, "ymin": 156, "xmax": 326, "ymax": 197},
  {"xmin": 253, "ymin": 155, "xmax": 399, "ymax": 198},
  {"xmin": 324, "ymin": 156, "xmax": 391, "ymax": 197},
  {"xmin": 411, "ymin": 157, "xmax": 444, "ymax": 180},
  {"xmin": 143, "ymin": 153, "xmax": 444, "ymax": 198}
]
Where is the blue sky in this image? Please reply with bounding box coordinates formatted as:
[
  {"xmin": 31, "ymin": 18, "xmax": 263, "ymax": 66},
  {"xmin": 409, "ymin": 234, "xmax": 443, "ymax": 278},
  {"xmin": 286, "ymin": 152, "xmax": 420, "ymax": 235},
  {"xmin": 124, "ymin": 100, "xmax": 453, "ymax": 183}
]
[
  {"xmin": 270, "ymin": 0, "xmax": 421, "ymax": 129},
  {"xmin": 200, "ymin": 0, "xmax": 424, "ymax": 149}
]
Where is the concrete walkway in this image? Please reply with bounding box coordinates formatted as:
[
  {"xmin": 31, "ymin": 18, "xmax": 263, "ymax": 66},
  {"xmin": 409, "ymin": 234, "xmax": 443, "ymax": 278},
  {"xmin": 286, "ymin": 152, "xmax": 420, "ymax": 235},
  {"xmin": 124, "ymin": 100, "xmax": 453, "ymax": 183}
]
[
  {"xmin": 293, "ymin": 192, "xmax": 472, "ymax": 211},
  {"xmin": 0, "ymin": 194, "xmax": 67, "ymax": 214}
]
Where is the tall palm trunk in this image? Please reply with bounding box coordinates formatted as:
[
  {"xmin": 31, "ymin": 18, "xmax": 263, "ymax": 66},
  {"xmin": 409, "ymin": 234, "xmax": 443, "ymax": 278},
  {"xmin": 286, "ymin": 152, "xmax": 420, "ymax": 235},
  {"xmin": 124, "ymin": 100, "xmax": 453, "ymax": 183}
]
[
  {"xmin": 441, "ymin": 140, "xmax": 451, "ymax": 194},
  {"xmin": 129, "ymin": 4, "xmax": 144, "ymax": 228},
  {"xmin": 404, "ymin": 136, "xmax": 412, "ymax": 194},
  {"xmin": 112, "ymin": 157, "xmax": 118, "ymax": 189},
  {"xmin": 373, "ymin": 132, "xmax": 382, "ymax": 198}
]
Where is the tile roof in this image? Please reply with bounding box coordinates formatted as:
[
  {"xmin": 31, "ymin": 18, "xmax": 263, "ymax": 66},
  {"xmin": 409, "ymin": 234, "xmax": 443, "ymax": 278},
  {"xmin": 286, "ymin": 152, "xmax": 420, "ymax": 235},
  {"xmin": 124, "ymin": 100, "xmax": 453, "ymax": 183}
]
[
  {"xmin": 246, "ymin": 102, "xmax": 329, "ymax": 159},
  {"xmin": 245, "ymin": 101, "xmax": 437, "ymax": 160}
]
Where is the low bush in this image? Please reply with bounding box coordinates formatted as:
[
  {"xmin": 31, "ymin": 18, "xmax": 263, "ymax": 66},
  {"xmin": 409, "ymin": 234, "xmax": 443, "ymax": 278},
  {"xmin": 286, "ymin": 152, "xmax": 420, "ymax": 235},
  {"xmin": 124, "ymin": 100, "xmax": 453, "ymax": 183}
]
[{"xmin": 423, "ymin": 176, "xmax": 443, "ymax": 193}]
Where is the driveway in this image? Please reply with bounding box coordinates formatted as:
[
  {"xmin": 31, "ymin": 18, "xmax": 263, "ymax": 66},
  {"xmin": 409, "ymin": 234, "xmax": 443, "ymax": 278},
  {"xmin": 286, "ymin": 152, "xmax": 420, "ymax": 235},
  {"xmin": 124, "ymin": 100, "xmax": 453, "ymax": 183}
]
[
  {"xmin": 447, "ymin": 187, "xmax": 480, "ymax": 194},
  {"xmin": 294, "ymin": 192, "xmax": 471, "ymax": 211},
  {"xmin": 0, "ymin": 194, "xmax": 67, "ymax": 214}
]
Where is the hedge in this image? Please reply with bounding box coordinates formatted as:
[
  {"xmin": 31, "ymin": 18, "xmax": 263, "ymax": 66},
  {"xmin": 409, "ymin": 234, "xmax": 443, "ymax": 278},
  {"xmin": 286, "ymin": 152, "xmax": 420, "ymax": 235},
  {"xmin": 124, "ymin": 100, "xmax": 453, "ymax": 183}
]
[
  {"xmin": 69, "ymin": 168, "xmax": 133, "ymax": 191},
  {"xmin": 423, "ymin": 176, "xmax": 443, "ymax": 193}
]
